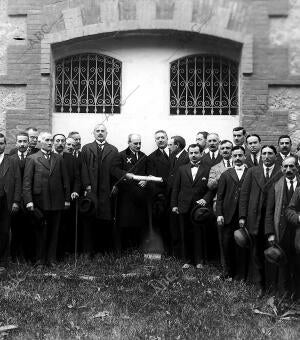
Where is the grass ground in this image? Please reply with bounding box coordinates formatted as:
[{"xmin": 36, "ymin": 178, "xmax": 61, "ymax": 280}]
[{"xmin": 0, "ymin": 252, "xmax": 300, "ymax": 339}]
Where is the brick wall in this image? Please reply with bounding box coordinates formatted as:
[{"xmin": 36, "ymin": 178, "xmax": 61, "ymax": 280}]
[{"xmin": 0, "ymin": 0, "xmax": 299, "ymax": 148}]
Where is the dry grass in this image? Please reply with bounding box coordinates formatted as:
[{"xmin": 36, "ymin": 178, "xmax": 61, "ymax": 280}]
[{"xmin": 0, "ymin": 252, "xmax": 300, "ymax": 339}]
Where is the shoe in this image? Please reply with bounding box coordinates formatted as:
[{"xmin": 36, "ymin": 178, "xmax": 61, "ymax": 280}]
[
  {"xmin": 196, "ymin": 263, "xmax": 204, "ymax": 269},
  {"xmin": 182, "ymin": 263, "xmax": 191, "ymax": 269}
]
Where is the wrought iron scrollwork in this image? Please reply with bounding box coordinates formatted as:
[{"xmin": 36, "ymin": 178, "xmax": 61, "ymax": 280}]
[
  {"xmin": 170, "ymin": 55, "xmax": 238, "ymax": 115},
  {"xmin": 55, "ymin": 53, "xmax": 121, "ymax": 114}
]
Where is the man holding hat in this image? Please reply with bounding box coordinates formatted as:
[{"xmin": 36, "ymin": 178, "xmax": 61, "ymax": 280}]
[
  {"xmin": 171, "ymin": 144, "xmax": 213, "ymax": 268},
  {"xmin": 265, "ymin": 156, "xmax": 299, "ymax": 297},
  {"xmin": 216, "ymin": 146, "xmax": 249, "ymax": 280},
  {"xmin": 239, "ymin": 145, "xmax": 281, "ymax": 296}
]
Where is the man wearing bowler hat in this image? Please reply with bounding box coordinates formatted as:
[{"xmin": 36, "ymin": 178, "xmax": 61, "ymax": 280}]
[
  {"xmin": 239, "ymin": 145, "xmax": 282, "ymax": 297},
  {"xmin": 171, "ymin": 144, "xmax": 213, "ymax": 268},
  {"xmin": 23, "ymin": 132, "xmax": 70, "ymax": 267},
  {"xmin": 265, "ymin": 156, "xmax": 300, "ymax": 297},
  {"xmin": 216, "ymin": 146, "xmax": 249, "ymax": 280}
]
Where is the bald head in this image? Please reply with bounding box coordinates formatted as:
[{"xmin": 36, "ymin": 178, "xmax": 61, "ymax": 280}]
[{"xmin": 128, "ymin": 134, "xmax": 141, "ymax": 153}]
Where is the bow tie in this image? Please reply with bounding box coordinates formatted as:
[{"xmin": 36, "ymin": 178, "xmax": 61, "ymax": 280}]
[{"xmin": 191, "ymin": 163, "xmax": 200, "ymax": 168}]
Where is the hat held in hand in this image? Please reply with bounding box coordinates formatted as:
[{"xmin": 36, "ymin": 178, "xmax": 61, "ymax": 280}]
[
  {"xmin": 190, "ymin": 205, "xmax": 213, "ymax": 224},
  {"xmin": 78, "ymin": 192, "xmax": 97, "ymax": 217},
  {"xmin": 234, "ymin": 227, "xmax": 251, "ymax": 248},
  {"xmin": 264, "ymin": 243, "xmax": 287, "ymax": 266}
]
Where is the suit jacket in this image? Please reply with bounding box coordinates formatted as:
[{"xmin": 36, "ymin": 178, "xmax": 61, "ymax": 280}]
[
  {"xmin": 62, "ymin": 152, "xmax": 81, "ymax": 194},
  {"xmin": 167, "ymin": 150, "xmax": 189, "ymax": 194},
  {"xmin": 147, "ymin": 148, "xmax": 170, "ymax": 195},
  {"xmin": 239, "ymin": 163, "xmax": 282, "ymax": 235},
  {"xmin": 216, "ymin": 167, "xmax": 248, "ymax": 225},
  {"xmin": 245, "ymin": 154, "xmax": 262, "ymax": 169},
  {"xmin": 201, "ymin": 151, "xmax": 223, "ymax": 169},
  {"xmin": 23, "ymin": 151, "xmax": 70, "ymax": 211},
  {"xmin": 207, "ymin": 160, "xmax": 231, "ymax": 190},
  {"xmin": 0, "ymin": 154, "xmax": 21, "ymax": 208},
  {"xmin": 265, "ymin": 176, "xmax": 300, "ymax": 241},
  {"xmin": 170, "ymin": 163, "xmax": 213, "ymax": 214},
  {"xmin": 286, "ymin": 186, "xmax": 300, "ymax": 225},
  {"xmin": 9, "ymin": 147, "xmax": 39, "ymax": 156},
  {"xmin": 81, "ymin": 141, "xmax": 118, "ymax": 220}
]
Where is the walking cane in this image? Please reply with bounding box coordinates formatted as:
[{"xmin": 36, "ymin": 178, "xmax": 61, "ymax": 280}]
[{"xmin": 74, "ymin": 198, "xmax": 78, "ymax": 268}]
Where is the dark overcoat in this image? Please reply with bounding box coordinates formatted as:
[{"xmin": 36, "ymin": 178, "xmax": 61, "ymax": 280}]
[
  {"xmin": 81, "ymin": 141, "xmax": 118, "ymax": 220},
  {"xmin": 111, "ymin": 147, "xmax": 148, "ymax": 228}
]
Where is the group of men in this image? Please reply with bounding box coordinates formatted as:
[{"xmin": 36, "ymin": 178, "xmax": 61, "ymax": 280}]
[{"xmin": 0, "ymin": 125, "xmax": 299, "ymax": 301}]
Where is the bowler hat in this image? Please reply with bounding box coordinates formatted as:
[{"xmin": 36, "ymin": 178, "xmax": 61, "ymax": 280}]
[
  {"xmin": 264, "ymin": 244, "xmax": 287, "ymax": 265},
  {"xmin": 190, "ymin": 206, "xmax": 213, "ymax": 224},
  {"xmin": 234, "ymin": 227, "xmax": 251, "ymax": 248},
  {"xmin": 78, "ymin": 192, "xmax": 97, "ymax": 216}
]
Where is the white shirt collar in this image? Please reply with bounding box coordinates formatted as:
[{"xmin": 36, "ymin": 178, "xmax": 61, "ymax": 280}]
[
  {"xmin": 235, "ymin": 164, "xmax": 246, "ymax": 171},
  {"xmin": 0, "ymin": 153, "xmax": 4, "ymax": 164},
  {"xmin": 18, "ymin": 150, "xmax": 28, "ymax": 158},
  {"xmin": 96, "ymin": 140, "xmax": 106, "ymax": 146},
  {"xmin": 280, "ymin": 152, "xmax": 290, "ymax": 159},
  {"xmin": 209, "ymin": 150, "xmax": 219, "ymax": 158},
  {"xmin": 251, "ymin": 151, "xmax": 261, "ymax": 161},
  {"xmin": 286, "ymin": 176, "xmax": 297, "ymax": 184},
  {"xmin": 176, "ymin": 149, "xmax": 185, "ymax": 159},
  {"xmin": 223, "ymin": 158, "xmax": 232, "ymax": 167}
]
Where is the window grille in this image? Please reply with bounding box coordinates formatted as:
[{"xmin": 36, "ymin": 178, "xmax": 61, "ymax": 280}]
[
  {"xmin": 55, "ymin": 53, "xmax": 121, "ymax": 114},
  {"xmin": 170, "ymin": 55, "xmax": 238, "ymax": 115}
]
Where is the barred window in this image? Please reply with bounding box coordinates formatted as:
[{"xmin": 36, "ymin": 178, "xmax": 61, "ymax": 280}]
[
  {"xmin": 170, "ymin": 55, "xmax": 238, "ymax": 115},
  {"xmin": 55, "ymin": 53, "xmax": 121, "ymax": 114}
]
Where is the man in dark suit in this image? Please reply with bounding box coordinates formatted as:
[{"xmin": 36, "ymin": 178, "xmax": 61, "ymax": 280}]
[
  {"xmin": 10, "ymin": 132, "xmax": 33, "ymax": 262},
  {"xmin": 216, "ymin": 146, "xmax": 248, "ymax": 280},
  {"xmin": 147, "ymin": 130, "xmax": 170, "ymax": 253},
  {"xmin": 23, "ymin": 132, "xmax": 70, "ymax": 266},
  {"xmin": 171, "ymin": 144, "xmax": 213, "ymax": 268},
  {"xmin": 65, "ymin": 137, "xmax": 76, "ymax": 154},
  {"xmin": 239, "ymin": 145, "xmax": 282, "ymax": 296},
  {"xmin": 245, "ymin": 134, "xmax": 262, "ymax": 168},
  {"xmin": 266, "ymin": 156, "xmax": 300, "ymax": 298},
  {"xmin": 201, "ymin": 133, "xmax": 222, "ymax": 169},
  {"xmin": 275, "ymin": 135, "xmax": 296, "ymax": 167},
  {"xmin": 68, "ymin": 131, "xmax": 82, "ymax": 159},
  {"xmin": 111, "ymin": 133, "xmax": 147, "ymax": 250},
  {"xmin": 232, "ymin": 126, "xmax": 247, "ymax": 149},
  {"xmin": 196, "ymin": 131, "xmax": 208, "ymax": 153},
  {"xmin": 53, "ymin": 133, "xmax": 81, "ymax": 258},
  {"xmin": 167, "ymin": 135, "xmax": 189, "ymax": 257},
  {"xmin": 81, "ymin": 124, "xmax": 118, "ymax": 255},
  {"xmin": 0, "ymin": 133, "xmax": 21, "ymax": 272},
  {"xmin": 9, "ymin": 127, "xmax": 39, "ymax": 156}
]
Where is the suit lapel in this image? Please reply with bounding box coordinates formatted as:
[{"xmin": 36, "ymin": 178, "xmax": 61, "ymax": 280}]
[
  {"xmin": 50, "ymin": 154, "xmax": 57, "ymax": 175},
  {"xmin": 2, "ymin": 155, "xmax": 9, "ymax": 176},
  {"xmin": 90, "ymin": 141, "xmax": 98, "ymax": 157},
  {"xmin": 229, "ymin": 168, "xmax": 239, "ymax": 183},
  {"xmin": 254, "ymin": 166, "xmax": 265, "ymax": 190},
  {"xmin": 102, "ymin": 143, "xmax": 112, "ymax": 160},
  {"xmin": 37, "ymin": 151, "xmax": 50, "ymax": 170},
  {"xmin": 185, "ymin": 164, "xmax": 194, "ymax": 184}
]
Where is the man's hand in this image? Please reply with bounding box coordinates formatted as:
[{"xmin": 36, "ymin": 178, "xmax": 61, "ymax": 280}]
[
  {"xmin": 26, "ymin": 202, "xmax": 34, "ymax": 211},
  {"xmin": 125, "ymin": 173, "xmax": 135, "ymax": 180},
  {"xmin": 64, "ymin": 201, "xmax": 70, "ymax": 209},
  {"xmin": 138, "ymin": 180, "xmax": 147, "ymax": 188},
  {"xmin": 84, "ymin": 185, "xmax": 92, "ymax": 196},
  {"xmin": 239, "ymin": 218, "xmax": 246, "ymax": 228},
  {"xmin": 268, "ymin": 234, "xmax": 275, "ymax": 245},
  {"xmin": 71, "ymin": 192, "xmax": 79, "ymax": 200},
  {"xmin": 11, "ymin": 203, "xmax": 19, "ymax": 213},
  {"xmin": 172, "ymin": 207, "xmax": 179, "ymax": 214},
  {"xmin": 196, "ymin": 199, "xmax": 207, "ymax": 207},
  {"xmin": 217, "ymin": 216, "xmax": 224, "ymax": 227}
]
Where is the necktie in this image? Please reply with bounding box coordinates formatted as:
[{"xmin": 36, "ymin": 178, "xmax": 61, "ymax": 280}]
[
  {"xmin": 163, "ymin": 150, "xmax": 169, "ymax": 160},
  {"xmin": 265, "ymin": 167, "xmax": 270, "ymax": 181},
  {"xmin": 226, "ymin": 159, "xmax": 231, "ymax": 168},
  {"xmin": 211, "ymin": 152, "xmax": 215, "ymax": 160},
  {"xmin": 20, "ymin": 153, "xmax": 25, "ymax": 161},
  {"xmin": 253, "ymin": 156, "xmax": 258, "ymax": 166},
  {"xmin": 290, "ymin": 180, "xmax": 294, "ymax": 196}
]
